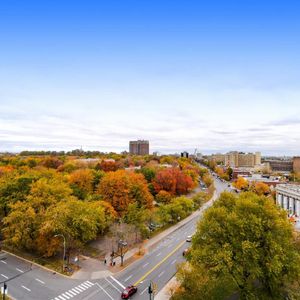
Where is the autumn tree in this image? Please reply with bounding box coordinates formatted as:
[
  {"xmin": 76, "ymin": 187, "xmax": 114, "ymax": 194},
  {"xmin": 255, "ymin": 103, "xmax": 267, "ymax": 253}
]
[
  {"xmin": 153, "ymin": 168, "xmax": 194, "ymax": 196},
  {"xmin": 158, "ymin": 196, "xmax": 194, "ymax": 224},
  {"xmin": 233, "ymin": 176, "xmax": 249, "ymax": 190},
  {"xmin": 253, "ymin": 181, "xmax": 271, "ymax": 195},
  {"xmin": 69, "ymin": 169, "xmax": 94, "ymax": 199},
  {"xmin": 173, "ymin": 192, "xmax": 300, "ymax": 300},
  {"xmin": 98, "ymin": 170, "xmax": 153, "ymax": 215},
  {"xmin": 155, "ymin": 190, "xmax": 172, "ymax": 204}
]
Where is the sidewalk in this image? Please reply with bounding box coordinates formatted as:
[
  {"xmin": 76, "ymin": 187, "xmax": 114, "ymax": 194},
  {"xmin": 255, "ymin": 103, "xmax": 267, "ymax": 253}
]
[
  {"xmin": 155, "ymin": 277, "xmax": 178, "ymax": 300},
  {"xmin": 72, "ymin": 191, "xmax": 217, "ymax": 280}
]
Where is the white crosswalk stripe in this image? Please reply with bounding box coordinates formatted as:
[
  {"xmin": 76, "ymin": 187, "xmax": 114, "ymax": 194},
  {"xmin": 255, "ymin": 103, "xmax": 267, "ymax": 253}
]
[{"xmin": 53, "ymin": 281, "xmax": 95, "ymax": 299}]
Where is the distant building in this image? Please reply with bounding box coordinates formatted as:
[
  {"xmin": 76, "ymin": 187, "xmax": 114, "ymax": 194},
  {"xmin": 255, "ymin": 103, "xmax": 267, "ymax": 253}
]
[
  {"xmin": 181, "ymin": 151, "xmax": 189, "ymax": 158},
  {"xmin": 129, "ymin": 140, "xmax": 149, "ymax": 155},
  {"xmin": 276, "ymin": 184, "xmax": 300, "ymax": 216},
  {"xmin": 206, "ymin": 151, "xmax": 261, "ymax": 168},
  {"xmin": 293, "ymin": 157, "xmax": 300, "ymax": 173},
  {"xmin": 263, "ymin": 159, "xmax": 293, "ymax": 172}
]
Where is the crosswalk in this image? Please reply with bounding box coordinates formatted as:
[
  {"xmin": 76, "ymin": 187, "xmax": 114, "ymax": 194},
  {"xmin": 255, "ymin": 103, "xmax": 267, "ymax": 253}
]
[{"xmin": 51, "ymin": 281, "xmax": 94, "ymax": 300}]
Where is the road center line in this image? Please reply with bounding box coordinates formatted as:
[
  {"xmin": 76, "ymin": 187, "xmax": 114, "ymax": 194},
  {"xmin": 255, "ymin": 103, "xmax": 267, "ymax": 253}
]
[
  {"xmin": 95, "ymin": 283, "xmax": 114, "ymax": 300},
  {"xmin": 35, "ymin": 278, "xmax": 45, "ymax": 284},
  {"xmin": 134, "ymin": 240, "xmax": 185, "ymax": 286},
  {"xmin": 109, "ymin": 275, "xmax": 125, "ymax": 289}
]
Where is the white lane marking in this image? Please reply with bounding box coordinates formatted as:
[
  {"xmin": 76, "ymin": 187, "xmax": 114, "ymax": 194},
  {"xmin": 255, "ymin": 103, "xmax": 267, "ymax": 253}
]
[
  {"xmin": 110, "ymin": 276, "xmax": 125, "ymax": 289},
  {"xmin": 73, "ymin": 287, "xmax": 84, "ymax": 292},
  {"xmin": 156, "ymin": 252, "xmax": 162, "ymax": 257},
  {"xmin": 140, "ymin": 286, "xmax": 148, "ymax": 295},
  {"xmin": 62, "ymin": 293, "xmax": 70, "ymax": 299},
  {"xmin": 80, "ymin": 283, "xmax": 90, "ymax": 289},
  {"xmin": 171, "ymin": 259, "xmax": 177, "ymax": 265},
  {"xmin": 35, "ymin": 278, "xmax": 45, "ymax": 284},
  {"xmin": 0, "ymin": 260, "xmax": 7, "ymax": 264},
  {"xmin": 71, "ymin": 288, "xmax": 79, "ymax": 294},
  {"xmin": 105, "ymin": 278, "xmax": 122, "ymax": 293},
  {"xmin": 78, "ymin": 284, "xmax": 87, "ymax": 290},
  {"xmin": 95, "ymin": 282, "xmax": 114, "ymax": 300},
  {"xmin": 158, "ymin": 271, "xmax": 165, "ymax": 278},
  {"xmin": 65, "ymin": 292, "xmax": 74, "ymax": 298},
  {"xmin": 68, "ymin": 290, "xmax": 77, "ymax": 296},
  {"xmin": 55, "ymin": 298, "xmax": 60, "ymax": 300},
  {"xmin": 142, "ymin": 262, "xmax": 149, "ymax": 268},
  {"xmin": 58, "ymin": 296, "xmax": 66, "ymax": 300},
  {"xmin": 176, "ymin": 238, "xmax": 180, "ymax": 241},
  {"xmin": 167, "ymin": 244, "xmax": 173, "ymax": 248},
  {"xmin": 21, "ymin": 285, "xmax": 31, "ymax": 292},
  {"xmin": 86, "ymin": 280, "xmax": 94, "ymax": 286},
  {"xmin": 16, "ymin": 268, "xmax": 24, "ymax": 273},
  {"xmin": 1, "ymin": 274, "xmax": 8, "ymax": 279},
  {"xmin": 124, "ymin": 274, "xmax": 133, "ymax": 282}
]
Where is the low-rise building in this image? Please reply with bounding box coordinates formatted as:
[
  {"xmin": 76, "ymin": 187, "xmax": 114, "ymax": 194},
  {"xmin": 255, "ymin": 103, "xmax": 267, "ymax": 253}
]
[{"xmin": 276, "ymin": 184, "xmax": 300, "ymax": 216}]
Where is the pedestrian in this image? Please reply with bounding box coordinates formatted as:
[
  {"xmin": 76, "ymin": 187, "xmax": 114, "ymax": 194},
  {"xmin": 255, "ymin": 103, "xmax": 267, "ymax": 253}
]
[{"xmin": 104, "ymin": 259, "xmax": 107, "ymax": 264}]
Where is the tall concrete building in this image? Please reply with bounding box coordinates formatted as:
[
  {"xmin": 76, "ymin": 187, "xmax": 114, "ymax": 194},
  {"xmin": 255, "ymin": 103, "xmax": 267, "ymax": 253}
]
[
  {"xmin": 129, "ymin": 140, "xmax": 149, "ymax": 155},
  {"xmin": 224, "ymin": 151, "xmax": 261, "ymax": 168}
]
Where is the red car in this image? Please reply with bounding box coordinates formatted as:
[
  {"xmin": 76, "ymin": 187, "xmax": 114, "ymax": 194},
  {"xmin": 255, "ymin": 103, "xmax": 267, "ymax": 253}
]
[{"xmin": 121, "ymin": 285, "xmax": 138, "ymax": 299}]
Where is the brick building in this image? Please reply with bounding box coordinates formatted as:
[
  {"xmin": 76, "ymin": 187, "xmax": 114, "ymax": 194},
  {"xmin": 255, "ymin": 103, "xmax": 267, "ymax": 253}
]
[{"xmin": 129, "ymin": 140, "xmax": 149, "ymax": 155}]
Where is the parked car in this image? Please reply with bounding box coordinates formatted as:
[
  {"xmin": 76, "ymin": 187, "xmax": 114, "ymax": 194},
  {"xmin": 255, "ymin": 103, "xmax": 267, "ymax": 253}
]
[{"xmin": 121, "ymin": 286, "xmax": 138, "ymax": 299}]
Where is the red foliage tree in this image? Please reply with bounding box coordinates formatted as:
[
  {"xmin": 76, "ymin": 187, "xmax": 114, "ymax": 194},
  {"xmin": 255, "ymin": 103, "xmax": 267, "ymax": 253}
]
[{"xmin": 153, "ymin": 168, "xmax": 194, "ymax": 196}]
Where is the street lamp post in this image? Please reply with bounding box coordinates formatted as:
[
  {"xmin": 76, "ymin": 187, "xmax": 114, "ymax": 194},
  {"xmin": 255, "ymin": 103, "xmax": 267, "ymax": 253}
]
[{"xmin": 54, "ymin": 234, "xmax": 66, "ymax": 272}]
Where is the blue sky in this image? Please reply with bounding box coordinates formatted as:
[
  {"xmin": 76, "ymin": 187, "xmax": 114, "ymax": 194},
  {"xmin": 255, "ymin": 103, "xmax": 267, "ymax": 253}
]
[{"xmin": 1, "ymin": 0, "xmax": 300, "ymax": 155}]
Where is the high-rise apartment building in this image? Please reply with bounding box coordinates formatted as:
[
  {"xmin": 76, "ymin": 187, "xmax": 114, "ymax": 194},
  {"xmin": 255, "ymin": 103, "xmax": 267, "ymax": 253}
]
[
  {"xmin": 129, "ymin": 140, "xmax": 149, "ymax": 155},
  {"xmin": 224, "ymin": 151, "xmax": 261, "ymax": 168}
]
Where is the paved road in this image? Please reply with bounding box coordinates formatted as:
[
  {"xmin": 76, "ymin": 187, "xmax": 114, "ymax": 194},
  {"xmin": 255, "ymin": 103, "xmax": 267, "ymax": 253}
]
[{"xmin": 0, "ymin": 174, "xmax": 231, "ymax": 300}]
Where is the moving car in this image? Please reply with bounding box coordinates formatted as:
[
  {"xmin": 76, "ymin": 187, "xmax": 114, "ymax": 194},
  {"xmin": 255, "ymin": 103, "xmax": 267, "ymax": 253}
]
[
  {"xmin": 186, "ymin": 235, "xmax": 192, "ymax": 242},
  {"xmin": 121, "ymin": 285, "xmax": 138, "ymax": 299}
]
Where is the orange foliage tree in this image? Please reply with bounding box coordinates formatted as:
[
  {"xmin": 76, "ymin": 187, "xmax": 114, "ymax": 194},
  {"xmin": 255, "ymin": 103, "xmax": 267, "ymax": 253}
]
[
  {"xmin": 233, "ymin": 177, "xmax": 249, "ymax": 190},
  {"xmin": 153, "ymin": 168, "xmax": 195, "ymax": 196},
  {"xmin": 253, "ymin": 182, "xmax": 270, "ymax": 195},
  {"xmin": 97, "ymin": 170, "xmax": 153, "ymax": 215}
]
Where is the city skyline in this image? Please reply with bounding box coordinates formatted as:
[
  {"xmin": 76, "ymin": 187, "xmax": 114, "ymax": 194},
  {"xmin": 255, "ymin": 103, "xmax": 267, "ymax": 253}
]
[{"xmin": 1, "ymin": 1, "xmax": 300, "ymax": 155}]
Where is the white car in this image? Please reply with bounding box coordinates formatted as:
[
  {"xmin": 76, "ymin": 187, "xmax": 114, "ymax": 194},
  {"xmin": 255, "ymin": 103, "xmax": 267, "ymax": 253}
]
[{"xmin": 186, "ymin": 235, "xmax": 192, "ymax": 242}]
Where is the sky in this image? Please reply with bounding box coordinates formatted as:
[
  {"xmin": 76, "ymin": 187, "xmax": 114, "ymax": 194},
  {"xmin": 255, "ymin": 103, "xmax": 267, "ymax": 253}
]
[{"xmin": 0, "ymin": 0, "xmax": 300, "ymax": 155}]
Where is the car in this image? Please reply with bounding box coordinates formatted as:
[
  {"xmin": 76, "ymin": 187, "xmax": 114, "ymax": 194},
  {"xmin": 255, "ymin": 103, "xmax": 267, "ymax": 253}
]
[
  {"xmin": 121, "ymin": 285, "xmax": 138, "ymax": 299},
  {"xmin": 182, "ymin": 248, "xmax": 190, "ymax": 256},
  {"xmin": 186, "ymin": 235, "xmax": 192, "ymax": 242}
]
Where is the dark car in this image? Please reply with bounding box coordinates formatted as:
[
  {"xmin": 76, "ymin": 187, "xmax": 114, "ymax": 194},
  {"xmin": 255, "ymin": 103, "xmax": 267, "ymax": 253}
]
[{"xmin": 121, "ymin": 286, "xmax": 138, "ymax": 299}]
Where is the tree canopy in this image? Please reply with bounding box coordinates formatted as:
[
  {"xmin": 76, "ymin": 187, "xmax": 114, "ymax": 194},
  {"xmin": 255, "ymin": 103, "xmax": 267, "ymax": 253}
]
[{"xmin": 173, "ymin": 192, "xmax": 300, "ymax": 300}]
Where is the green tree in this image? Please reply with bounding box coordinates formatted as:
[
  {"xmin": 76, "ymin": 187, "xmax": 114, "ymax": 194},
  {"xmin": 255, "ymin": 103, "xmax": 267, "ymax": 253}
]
[{"xmin": 173, "ymin": 192, "xmax": 300, "ymax": 300}]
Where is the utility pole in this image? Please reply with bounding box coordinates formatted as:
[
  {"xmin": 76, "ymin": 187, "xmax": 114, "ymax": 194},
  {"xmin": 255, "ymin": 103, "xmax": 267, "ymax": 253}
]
[{"xmin": 54, "ymin": 234, "xmax": 66, "ymax": 272}]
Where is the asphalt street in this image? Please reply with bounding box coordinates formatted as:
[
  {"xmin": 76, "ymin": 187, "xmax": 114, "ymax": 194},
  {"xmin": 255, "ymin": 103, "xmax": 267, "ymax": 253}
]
[{"xmin": 0, "ymin": 174, "xmax": 231, "ymax": 300}]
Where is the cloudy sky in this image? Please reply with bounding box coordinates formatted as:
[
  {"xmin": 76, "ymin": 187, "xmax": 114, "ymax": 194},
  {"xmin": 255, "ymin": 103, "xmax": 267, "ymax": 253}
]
[{"xmin": 1, "ymin": 1, "xmax": 300, "ymax": 155}]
